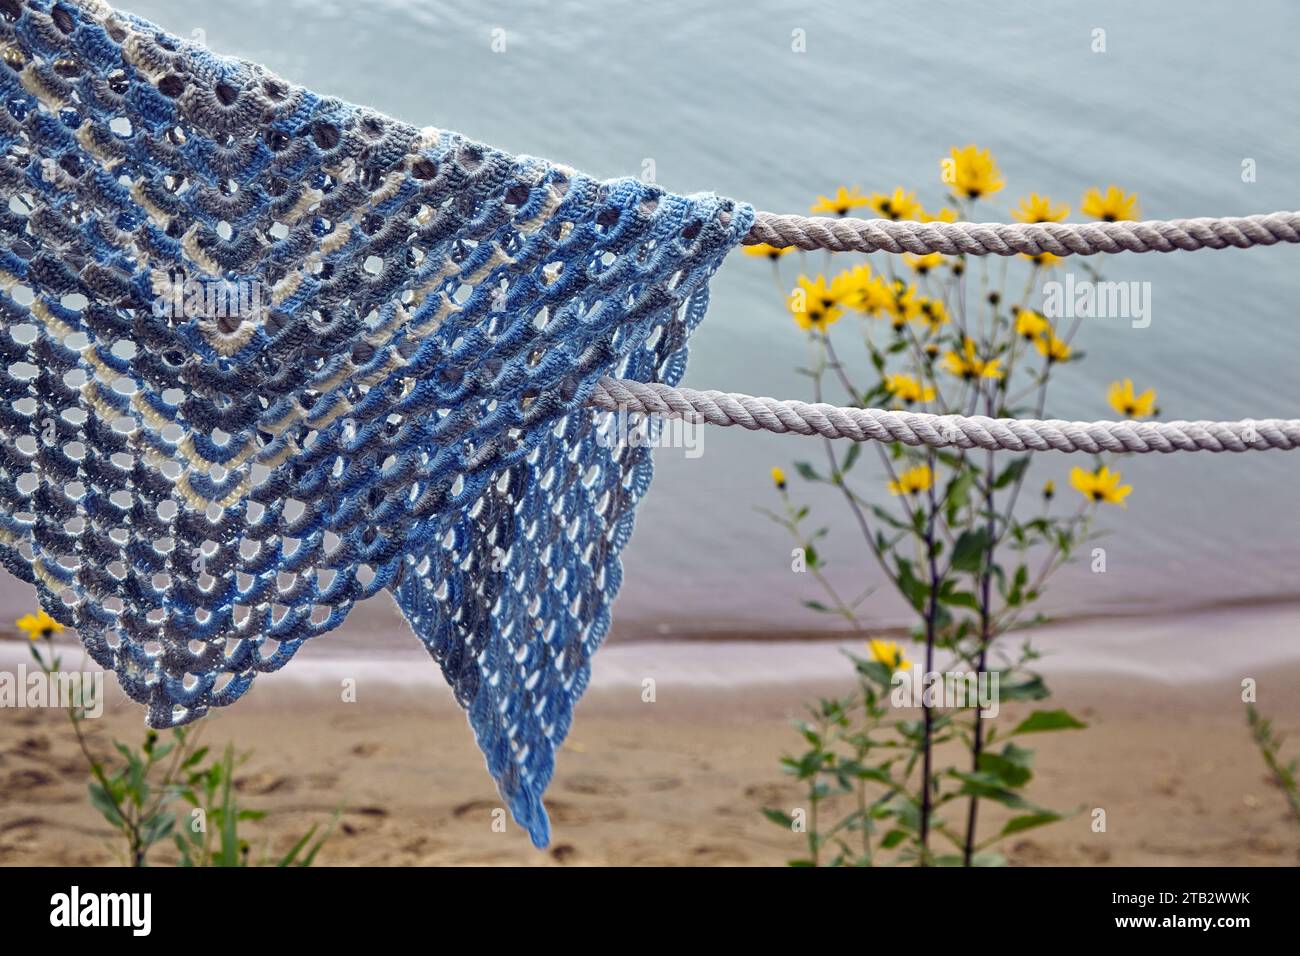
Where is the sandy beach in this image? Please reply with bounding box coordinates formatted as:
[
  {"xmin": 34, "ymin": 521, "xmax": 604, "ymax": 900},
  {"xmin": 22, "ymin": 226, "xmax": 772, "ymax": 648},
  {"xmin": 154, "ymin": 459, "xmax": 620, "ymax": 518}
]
[{"xmin": 2, "ymin": 602, "xmax": 1299, "ymax": 867}]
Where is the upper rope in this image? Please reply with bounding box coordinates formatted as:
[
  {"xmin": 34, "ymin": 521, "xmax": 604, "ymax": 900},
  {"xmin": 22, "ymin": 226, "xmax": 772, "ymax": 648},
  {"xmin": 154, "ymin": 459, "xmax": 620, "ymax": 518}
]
[{"xmin": 742, "ymin": 210, "xmax": 1300, "ymax": 256}]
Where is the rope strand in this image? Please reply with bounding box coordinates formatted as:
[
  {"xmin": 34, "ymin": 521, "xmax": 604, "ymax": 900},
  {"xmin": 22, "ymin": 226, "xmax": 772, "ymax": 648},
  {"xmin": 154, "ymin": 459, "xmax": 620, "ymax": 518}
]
[
  {"xmin": 743, "ymin": 210, "xmax": 1300, "ymax": 256},
  {"xmin": 588, "ymin": 378, "xmax": 1300, "ymax": 453}
]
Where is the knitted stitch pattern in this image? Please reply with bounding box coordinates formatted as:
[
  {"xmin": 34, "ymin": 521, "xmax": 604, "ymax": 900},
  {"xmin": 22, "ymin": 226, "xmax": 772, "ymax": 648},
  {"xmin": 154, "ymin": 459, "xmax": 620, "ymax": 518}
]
[{"xmin": 0, "ymin": 0, "xmax": 752, "ymax": 846}]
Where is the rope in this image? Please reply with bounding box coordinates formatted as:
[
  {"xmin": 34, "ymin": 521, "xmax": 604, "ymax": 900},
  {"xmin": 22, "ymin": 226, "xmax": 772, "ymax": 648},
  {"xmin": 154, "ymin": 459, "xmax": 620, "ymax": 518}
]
[
  {"xmin": 744, "ymin": 210, "xmax": 1300, "ymax": 257},
  {"xmin": 588, "ymin": 379, "xmax": 1300, "ymax": 453}
]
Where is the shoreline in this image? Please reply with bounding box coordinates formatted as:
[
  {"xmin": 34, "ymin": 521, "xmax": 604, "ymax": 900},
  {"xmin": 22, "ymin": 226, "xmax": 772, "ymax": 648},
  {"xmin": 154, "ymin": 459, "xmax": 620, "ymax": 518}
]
[{"xmin": 5, "ymin": 596, "xmax": 1297, "ymax": 692}]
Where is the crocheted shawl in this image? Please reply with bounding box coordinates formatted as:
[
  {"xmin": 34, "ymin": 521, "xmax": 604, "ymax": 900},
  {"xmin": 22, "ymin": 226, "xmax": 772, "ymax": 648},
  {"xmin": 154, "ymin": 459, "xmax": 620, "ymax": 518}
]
[{"xmin": 0, "ymin": 0, "xmax": 751, "ymax": 846}]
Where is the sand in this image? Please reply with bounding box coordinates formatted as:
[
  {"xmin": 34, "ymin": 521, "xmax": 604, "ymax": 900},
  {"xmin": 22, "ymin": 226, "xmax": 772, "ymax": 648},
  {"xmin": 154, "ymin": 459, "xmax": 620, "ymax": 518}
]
[{"xmin": 2, "ymin": 627, "xmax": 1299, "ymax": 867}]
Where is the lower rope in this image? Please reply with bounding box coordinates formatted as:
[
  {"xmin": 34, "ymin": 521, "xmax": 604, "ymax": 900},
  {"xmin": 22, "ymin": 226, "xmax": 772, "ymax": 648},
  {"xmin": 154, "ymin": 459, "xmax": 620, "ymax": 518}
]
[
  {"xmin": 744, "ymin": 210, "xmax": 1300, "ymax": 256},
  {"xmin": 589, "ymin": 379, "xmax": 1300, "ymax": 453}
]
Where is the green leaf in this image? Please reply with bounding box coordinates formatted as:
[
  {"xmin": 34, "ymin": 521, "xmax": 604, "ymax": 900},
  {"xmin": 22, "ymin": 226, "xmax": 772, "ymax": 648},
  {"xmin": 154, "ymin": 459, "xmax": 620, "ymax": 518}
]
[
  {"xmin": 1005, "ymin": 563, "xmax": 1029, "ymax": 606},
  {"xmin": 950, "ymin": 528, "xmax": 991, "ymax": 573},
  {"xmin": 952, "ymin": 772, "xmax": 1031, "ymax": 809},
  {"xmin": 938, "ymin": 585, "xmax": 979, "ymax": 610},
  {"xmin": 994, "ymin": 455, "xmax": 1031, "ymax": 490},
  {"xmin": 141, "ymin": 812, "xmax": 175, "ymax": 845},
  {"xmin": 793, "ymin": 462, "xmax": 822, "ymax": 483},
  {"xmin": 944, "ymin": 469, "xmax": 975, "ymax": 522},
  {"xmin": 979, "ymin": 743, "xmax": 1035, "ymax": 788},
  {"xmin": 1000, "ymin": 811, "xmax": 1062, "ymax": 837},
  {"xmin": 87, "ymin": 782, "xmax": 125, "ymax": 829},
  {"xmin": 276, "ymin": 824, "xmax": 319, "ymax": 867},
  {"xmin": 1011, "ymin": 709, "xmax": 1088, "ymax": 735},
  {"xmin": 841, "ymin": 442, "xmax": 862, "ymax": 474},
  {"xmin": 998, "ymin": 674, "xmax": 1050, "ymax": 701},
  {"xmin": 894, "ymin": 558, "xmax": 930, "ymax": 613},
  {"xmin": 868, "ymin": 505, "xmax": 909, "ymax": 531},
  {"xmin": 880, "ymin": 829, "xmax": 909, "ymax": 849},
  {"xmin": 762, "ymin": 808, "xmax": 795, "ymax": 828}
]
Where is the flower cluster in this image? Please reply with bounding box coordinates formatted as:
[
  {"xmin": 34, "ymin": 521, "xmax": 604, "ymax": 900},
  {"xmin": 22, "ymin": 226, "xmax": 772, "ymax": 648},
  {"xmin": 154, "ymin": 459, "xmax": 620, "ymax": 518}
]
[
  {"xmin": 761, "ymin": 144, "xmax": 1153, "ymax": 509},
  {"xmin": 757, "ymin": 146, "xmax": 1161, "ymax": 866}
]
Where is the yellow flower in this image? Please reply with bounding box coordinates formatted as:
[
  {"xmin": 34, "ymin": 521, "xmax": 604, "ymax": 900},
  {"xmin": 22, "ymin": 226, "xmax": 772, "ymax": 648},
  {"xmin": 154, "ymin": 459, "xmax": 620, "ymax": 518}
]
[
  {"xmin": 16, "ymin": 609, "xmax": 61, "ymax": 641},
  {"xmin": 857, "ymin": 273, "xmax": 899, "ymax": 317},
  {"xmin": 868, "ymin": 187, "xmax": 923, "ymax": 222},
  {"xmin": 1070, "ymin": 465, "xmax": 1132, "ymax": 507},
  {"xmin": 1014, "ymin": 308, "xmax": 1050, "ymax": 341},
  {"xmin": 742, "ymin": 242, "xmax": 793, "ymax": 261},
  {"xmin": 904, "ymin": 252, "xmax": 946, "ymax": 275},
  {"xmin": 1012, "ymin": 193, "xmax": 1069, "ymax": 223},
  {"xmin": 945, "ymin": 144, "xmax": 1005, "ymax": 201},
  {"xmin": 868, "ymin": 638, "xmax": 911, "ymax": 671},
  {"xmin": 942, "ymin": 338, "xmax": 1004, "ymax": 381},
  {"xmin": 1107, "ymin": 379, "xmax": 1157, "ymax": 418},
  {"xmin": 829, "ymin": 268, "xmax": 865, "ymax": 310},
  {"xmin": 918, "ymin": 297, "xmax": 949, "ymax": 332},
  {"xmin": 1034, "ymin": 332, "xmax": 1071, "ymax": 363},
  {"xmin": 810, "ymin": 185, "xmax": 870, "ymax": 216},
  {"xmin": 884, "ymin": 373, "xmax": 936, "ymax": 405},
  {"xmin": 788, "ymin": 274, "xmax": 843, "ymax": 331},
  {"xmin": 1021, "ymin": 251, "xmax": 1065, "ymax": 269},
  {"xmin": 888, "ymin": 463, "xmax": 933, "ymax": 496},
  {"xmin": 919, "ymin": 205, "xmax": 958, "ymax": 224},
  {"xmin": 885, "ymin": 280, "xmax": 923, "ymax": 329},
  {"xmin": 1080, "ymin": 185, "xmax": 1140, "ymax": 222},
  {"xmin": 1042, "ymin": 479, "xmax": 1055, "ymax": 500},
  {"xmin": 832, "ymin": 265, "xmax": 886, "ymax": 317},
  {"xmin": 771, "ymin": 466, "xmax": 787, "ymax": 490}
]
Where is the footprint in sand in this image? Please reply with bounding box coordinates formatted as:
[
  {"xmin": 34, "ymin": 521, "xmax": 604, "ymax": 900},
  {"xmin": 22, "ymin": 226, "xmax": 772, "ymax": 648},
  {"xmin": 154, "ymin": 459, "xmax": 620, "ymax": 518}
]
[
  {"xmin": 691, "ymin": 844, "xmax": 750, "ymax": 865},
  {"xmin": 450, "ymin": 798, "xmax": 500, "ymax": 818},
  {"xmin": 563, "ymin": 773, "xmax": 627, "ymax": 796},
  {"xmin": 14, "ymin": 736, "xmax": 50, "ymax": 757},
  {"xmin": 0, "ymin": 815, "xmax": 45, "ymax": 835},
  {"xmin": 339, "ymin": 809, "xmax": 387, "ymax": 837},
  {"xmin": 545, "ymin": 798, "xmax": 626, "ymax": 825},
  {"xmin": 550, "ymin": 844, "xmax": 578, "ymax": 863},
  {"xmin": 1078, "ymin": 844, "xmax": 1112, "ymax": 863},
  {"xmin": 3, "ymin": 767, "xmax": 58, "ymax": 793},
  {"xmin": 234, "ymin": 772, "xmax": 294, "ymax": 796},
  {"xmin": 743, "ymin": 782, "xmax": 795, "ymax": 805}
]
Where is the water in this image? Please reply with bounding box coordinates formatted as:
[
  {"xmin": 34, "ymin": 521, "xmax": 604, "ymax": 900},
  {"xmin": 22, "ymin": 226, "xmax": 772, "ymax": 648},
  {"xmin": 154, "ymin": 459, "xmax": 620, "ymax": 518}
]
[{"xmin": 4, "ymin": 0, "xmax": 1299, "ymax": 638}]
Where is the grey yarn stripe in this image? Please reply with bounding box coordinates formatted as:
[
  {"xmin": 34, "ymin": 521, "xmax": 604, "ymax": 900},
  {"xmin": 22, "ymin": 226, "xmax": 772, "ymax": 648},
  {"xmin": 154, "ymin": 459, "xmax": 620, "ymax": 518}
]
[
  {"xmin": 744, "ymin": 210, "xmax": 1300, "ymax": 256},
  {"xmin": 589, "ymin": 379, "xmax": 1300, "ymax": 453}
]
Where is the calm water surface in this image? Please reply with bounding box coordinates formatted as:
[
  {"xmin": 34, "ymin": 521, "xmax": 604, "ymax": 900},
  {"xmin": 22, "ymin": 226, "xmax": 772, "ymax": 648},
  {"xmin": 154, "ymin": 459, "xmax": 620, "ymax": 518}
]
[{"xmin": 5, "ymin": 0, "xmax": 1298, "ymax": 638}]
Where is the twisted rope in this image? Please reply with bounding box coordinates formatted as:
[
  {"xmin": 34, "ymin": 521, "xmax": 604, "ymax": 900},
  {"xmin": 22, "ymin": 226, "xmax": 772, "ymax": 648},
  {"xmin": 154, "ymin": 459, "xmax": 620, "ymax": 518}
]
[
  {"xmin": 589, "ymin": 379, "xmax": 1300, "ymax": 453},
  {"xmin": 744, "ymin": 210, "xmax": 1300, "ymax": 256}
]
